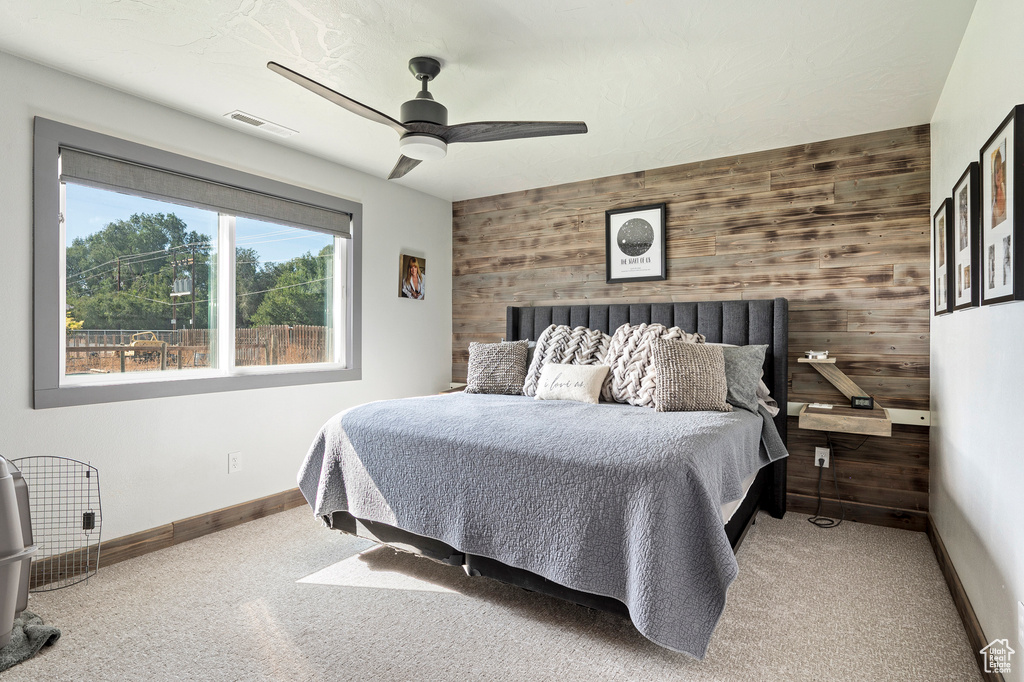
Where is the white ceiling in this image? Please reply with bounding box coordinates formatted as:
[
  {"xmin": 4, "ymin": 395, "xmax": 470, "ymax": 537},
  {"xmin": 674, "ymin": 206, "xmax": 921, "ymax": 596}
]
[{"xmin": 0, "ymin": 0, "xmax": 975, "ymax": 202}]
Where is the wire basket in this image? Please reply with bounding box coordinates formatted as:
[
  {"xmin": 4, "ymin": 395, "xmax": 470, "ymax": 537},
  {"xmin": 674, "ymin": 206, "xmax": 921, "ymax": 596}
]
[{"xmin": 10, "ymin": 456, "xmax": 102, "ymax": 591}]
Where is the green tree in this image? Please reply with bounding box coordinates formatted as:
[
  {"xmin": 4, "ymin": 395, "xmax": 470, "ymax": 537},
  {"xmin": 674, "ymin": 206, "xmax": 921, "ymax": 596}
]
[
  {"xmin": 65, "ymin": 212, "xmax": 212, "ymax": 330},
  {"xmin": 251, "ymin": 245, "xmax": 333, "ymax": 327}
]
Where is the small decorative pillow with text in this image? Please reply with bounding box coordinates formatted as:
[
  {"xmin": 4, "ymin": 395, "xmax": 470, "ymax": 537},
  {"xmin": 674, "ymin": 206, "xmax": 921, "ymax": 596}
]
[
  {"xmin": 522, "ymin": 324, "xmax": 611, "ymax": 397},
  {"xmin": 535, "ymin": 363, "xmax": 610, "ymax": 404},
  {"xmin": 651, "ymin": 339, "xmax": 731, "ymax": 413},
  {"xmin": 602, "ymin": 323, "xmax": 706, "ymax": 407},
  {"xmin": 464, "ymin": 340, "xmax": 529, "ymax": 395}
]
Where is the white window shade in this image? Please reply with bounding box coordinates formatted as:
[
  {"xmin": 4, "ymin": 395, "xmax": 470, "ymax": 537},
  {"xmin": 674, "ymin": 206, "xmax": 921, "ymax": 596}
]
[{"xmin": 59, "ymin": 147, "xmax": 351, "ymax": 238}]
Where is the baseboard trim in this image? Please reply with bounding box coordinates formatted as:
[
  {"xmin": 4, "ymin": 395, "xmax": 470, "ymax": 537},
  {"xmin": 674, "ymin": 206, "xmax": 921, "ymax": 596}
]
[
  {"xmin": 787, "ymin": 492, "xmax": 927, "ymax": 531},
  {"xmin": 927, "ymin": 513, "xmax": 1003, "ymax": 682},
  {"xmin": 30, "ymin": 488, "xmax": 306, "ymax": 589}
]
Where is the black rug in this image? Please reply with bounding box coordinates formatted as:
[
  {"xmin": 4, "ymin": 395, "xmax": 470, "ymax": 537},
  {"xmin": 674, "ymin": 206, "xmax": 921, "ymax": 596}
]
[{"xmin": 0, "ymin": 611, "xmax": 61, "ymax": 672}]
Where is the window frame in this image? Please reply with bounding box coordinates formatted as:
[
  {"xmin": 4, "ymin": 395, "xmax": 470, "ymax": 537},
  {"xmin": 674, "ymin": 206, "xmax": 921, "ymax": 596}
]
[{"xmin": 34, "ymin": 117, "xmax": 362, "ymax": 408}]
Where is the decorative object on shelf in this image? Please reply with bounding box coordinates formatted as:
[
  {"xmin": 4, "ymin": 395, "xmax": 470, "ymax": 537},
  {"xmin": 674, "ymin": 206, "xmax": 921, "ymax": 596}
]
[
  {"xmin": 980, "ymin": 104, "xmax": 1024, "ymax": 305},
  {"xmin": 605, "ymin": 203, "xmax": 666, "ymax": 284},
  {"xmin": 804, "ymin": 350, "xmax": 829, "ymax": 360},
  {"xmin": 933, "ymin": 198, "xmax": 954, "ymax": 315},
  {"xmin": 850, "ymin": 396, "xmax": 874, "ymax": 410},
  {"xmin": 398, "ymin": 254, "xmax": 425, "ymax": 300},
  {"xmin": 10, "ymin": 456, "xmax": 102, "ymax": 591},
  {"xmin": 797, "ymin": 356, "xmax": 891, "ymax": 437},
  {"xmin": 952, "ymin": 162, "xmax": 981, "ymax": 310}
]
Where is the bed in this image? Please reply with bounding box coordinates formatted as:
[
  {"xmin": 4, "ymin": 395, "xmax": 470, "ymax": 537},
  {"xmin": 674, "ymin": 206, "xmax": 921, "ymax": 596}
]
[{"xmin": 298, "ymin": 298, "xmax": 789, "ymax": 659}]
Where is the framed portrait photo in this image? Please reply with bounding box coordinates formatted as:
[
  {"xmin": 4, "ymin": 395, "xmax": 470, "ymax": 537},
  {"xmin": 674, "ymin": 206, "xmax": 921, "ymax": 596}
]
[
  {"xmin": 605, "ymin": 203, "xmax": 666, "ymax": 284},
  {"xmin": 398, "ymin": 254, "xmax": 425, "ymax": 300},
  {"xmin": 933, "ymin": 199, "xmax": 954, "ymax": 316},
  {"xmin": 979, "ymin": 105, "xmax": 1024, "ymax": 305},
  {"xmin": 952, "ymin": 162, "xmax": 980, "ymax": 310}
]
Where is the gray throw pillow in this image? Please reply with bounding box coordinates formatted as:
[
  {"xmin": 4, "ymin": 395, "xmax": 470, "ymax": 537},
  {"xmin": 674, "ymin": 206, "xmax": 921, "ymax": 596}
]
[
  {"xmin": 465, "ymin": 340, "xmax": 529, "ymax": 395},
  {"xmin": 721, "ymin": 344, "xmax": 768, "ymax": 413},
  {"xmin": 651, "ymin": 339, "xmax": 731, "ymax": 413}
]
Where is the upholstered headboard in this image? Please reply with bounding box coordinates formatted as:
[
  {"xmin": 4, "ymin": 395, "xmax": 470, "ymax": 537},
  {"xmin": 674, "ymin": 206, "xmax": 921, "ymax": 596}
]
[{"xmin": 506, "ymin": 298, "xmax": 789, "ymax": 516}]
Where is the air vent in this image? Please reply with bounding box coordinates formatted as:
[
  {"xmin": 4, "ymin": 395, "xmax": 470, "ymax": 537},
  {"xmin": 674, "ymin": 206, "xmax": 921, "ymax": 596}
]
[{"xmin": 223, "ymin": 110, "xmax": 297, "ymax": 138}]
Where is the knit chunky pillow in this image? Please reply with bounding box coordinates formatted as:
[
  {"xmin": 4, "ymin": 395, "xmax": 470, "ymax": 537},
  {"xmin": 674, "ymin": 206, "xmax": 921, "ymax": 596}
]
[
  {"xmin": 602, "ymin": 323, "xmax": 706, "ymax": 407},
  {"xmin": 651, "ymin": 339, "xmax": 731, "ymax": 412},
  {"xmin": 522, "ymin": 325, "xmax": 611, "ymax": 397},
  {"xmin": 465, "ymin": 340, "xmax": 529, "ymax": 395}
]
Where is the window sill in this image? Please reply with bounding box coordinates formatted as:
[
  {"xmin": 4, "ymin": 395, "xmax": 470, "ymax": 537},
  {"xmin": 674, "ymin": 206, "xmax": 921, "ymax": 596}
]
[{"xmin": 36, "ymin": 366, "xmax": 361, "ymax": 409}]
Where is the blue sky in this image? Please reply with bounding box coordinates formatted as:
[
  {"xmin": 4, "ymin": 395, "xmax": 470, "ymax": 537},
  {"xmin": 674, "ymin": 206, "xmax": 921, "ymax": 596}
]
[{"xmin": 65, "ymin": 183, "xmax": 332, "ymax": 266}]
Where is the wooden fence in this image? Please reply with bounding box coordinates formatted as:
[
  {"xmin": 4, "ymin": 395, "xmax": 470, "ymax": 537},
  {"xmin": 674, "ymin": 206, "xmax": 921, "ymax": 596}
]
[{"xmin": 66, "ymin": 325, "xmax": 329, "ymax": 373}]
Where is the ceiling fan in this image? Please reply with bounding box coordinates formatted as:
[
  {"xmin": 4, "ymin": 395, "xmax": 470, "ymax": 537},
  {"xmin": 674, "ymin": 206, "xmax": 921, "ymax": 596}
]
[{"xmin": 267, "ymin": 57, "xmax": 588, "ymax": 180}]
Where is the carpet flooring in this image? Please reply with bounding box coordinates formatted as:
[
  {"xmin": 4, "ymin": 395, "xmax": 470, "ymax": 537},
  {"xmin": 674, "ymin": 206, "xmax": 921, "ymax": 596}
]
[{"xmin": 6, "ymin": 507, "xmax": 980, "ymax": 681}]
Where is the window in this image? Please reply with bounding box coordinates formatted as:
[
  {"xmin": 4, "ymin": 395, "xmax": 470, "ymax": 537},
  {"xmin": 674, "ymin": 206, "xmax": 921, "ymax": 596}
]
[{"xmin": 35, "ymin": 118, "xmax": 362, "ymax": 408}]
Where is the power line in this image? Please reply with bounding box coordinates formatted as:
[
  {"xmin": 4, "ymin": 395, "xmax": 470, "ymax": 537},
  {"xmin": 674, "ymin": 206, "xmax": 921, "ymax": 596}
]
[{"xmin": 114, "ymin": 275, "xmax": 332, "ymax": 307}]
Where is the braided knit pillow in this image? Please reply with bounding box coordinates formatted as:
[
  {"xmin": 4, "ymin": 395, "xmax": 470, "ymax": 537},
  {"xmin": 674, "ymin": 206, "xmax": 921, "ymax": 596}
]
[
  {"xmin": 602, "ymin": 323, "xmax": 706, "ymax": 407},
  {"xmin": 522, "ymin": 325, "xmax": 611, "ymax": 397}
]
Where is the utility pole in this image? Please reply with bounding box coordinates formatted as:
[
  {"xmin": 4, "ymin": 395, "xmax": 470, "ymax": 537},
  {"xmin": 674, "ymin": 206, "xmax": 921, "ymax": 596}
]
[
  {"xmin": 170, "ymin": 248, "xmax": 196, "ymax": 333},
  {"xmin": 170, "ymin": 256, "xmax": 177, "ymax": 332},
  {"xmin": 190, "ymin": 244, "xmax": 196, "ymax": 327},
  {"xmin": 116, "ymin": 257, "xmax": 121, "ymax": 292}
]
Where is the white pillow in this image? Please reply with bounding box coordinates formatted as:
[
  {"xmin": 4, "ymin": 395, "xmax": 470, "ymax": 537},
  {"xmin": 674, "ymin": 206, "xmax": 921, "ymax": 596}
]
[{"xmin": 535, "ymin": 363, "xmax": 610, "ymax": 404}]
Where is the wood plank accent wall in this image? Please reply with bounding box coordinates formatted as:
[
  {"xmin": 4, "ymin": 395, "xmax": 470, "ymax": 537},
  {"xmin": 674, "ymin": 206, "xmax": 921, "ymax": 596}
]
[{"xmin": 451, "ymin": 125, "xmax": 931, "ymax": 530}]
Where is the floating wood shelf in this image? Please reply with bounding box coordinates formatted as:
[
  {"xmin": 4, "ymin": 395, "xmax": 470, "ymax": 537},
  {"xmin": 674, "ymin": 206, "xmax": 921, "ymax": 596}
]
[{"xmin": 796, "ymin": 356, "xmax": 892, "ymax": 437}]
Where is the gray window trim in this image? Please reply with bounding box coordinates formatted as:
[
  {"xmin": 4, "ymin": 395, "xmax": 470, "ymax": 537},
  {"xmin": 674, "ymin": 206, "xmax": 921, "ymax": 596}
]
[{"xmin": 33, "ymin": 117, "xmax": 363, "ymax": 409}]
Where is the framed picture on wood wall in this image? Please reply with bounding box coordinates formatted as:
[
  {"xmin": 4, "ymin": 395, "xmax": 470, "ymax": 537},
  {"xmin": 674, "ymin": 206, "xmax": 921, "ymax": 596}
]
[
  {"xmin": 979, "ymin": 105, "xmax": 1024, "ymax": 305},
  {"xmin": 605, "ymin": 203, "xmax": 666, "ymax": 283},
  {"xmin": 933, "ymin": 199, "xmax": 954, "ymax": 316},
  {"xmin": 951, "ymin": 162, "xmax": 980, "ymax": 310}
]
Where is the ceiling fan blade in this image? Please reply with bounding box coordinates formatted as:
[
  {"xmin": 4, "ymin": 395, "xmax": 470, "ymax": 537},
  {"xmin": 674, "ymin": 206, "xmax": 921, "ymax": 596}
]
[
  {"xmin": 388, "ymin": 155, "xmax": 423, "ymax": 180},
  {"xmin": 267, "ymin": 61, "xmax": 407, "ymax": 135},
  {"xmin": 443, "ymin": 121, "xmax": 588, "ymax": 144}
]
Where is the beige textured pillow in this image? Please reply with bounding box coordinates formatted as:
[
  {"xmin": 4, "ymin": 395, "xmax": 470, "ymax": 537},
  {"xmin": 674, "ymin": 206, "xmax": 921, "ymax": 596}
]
[
  {"xmin": 535, "ymin": 363, "xmax": 610, "ymax": 404},
  {"xmin": 602, "ymin": 323, "xmax": 706, "ymax": 407},
  {"xmin": 522, "ymin": 324, "xmax": 611, "ymax": 397},
  {"xmin": 464, "ymin": 340, "xmax": 529, "ymax": 395},
  {"xmin": 651, "ymin": 339, "xmax": 731, "ymax": 412}
]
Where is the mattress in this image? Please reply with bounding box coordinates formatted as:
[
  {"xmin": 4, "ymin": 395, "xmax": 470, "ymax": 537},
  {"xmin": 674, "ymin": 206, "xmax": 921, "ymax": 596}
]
[{"xmin": 721, "ymin": 470, "xmax": 758, "ymax": 524}]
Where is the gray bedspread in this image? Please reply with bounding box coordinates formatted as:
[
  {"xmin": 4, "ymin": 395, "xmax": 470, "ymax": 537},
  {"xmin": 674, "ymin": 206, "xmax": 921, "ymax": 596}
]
[{"xmin": 298, "ymin": 393, "xmax": 788, "ymax": 659}]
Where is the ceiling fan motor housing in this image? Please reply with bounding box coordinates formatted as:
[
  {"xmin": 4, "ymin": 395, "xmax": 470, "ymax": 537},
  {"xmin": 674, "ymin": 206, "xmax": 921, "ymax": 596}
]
[{"xmin": 400, "ymin": 96, "xmax": 448, "ymax": 126}]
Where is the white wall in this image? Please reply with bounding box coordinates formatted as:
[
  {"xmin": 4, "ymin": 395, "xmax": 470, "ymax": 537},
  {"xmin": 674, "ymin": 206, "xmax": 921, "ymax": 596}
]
[
  {"xmin": 0, "ymin": 52, "xmax": 452, "ymax": 542},
  {"xmin": 930, "ymin": 0, "xmax": 1024, "ymax": 674}
]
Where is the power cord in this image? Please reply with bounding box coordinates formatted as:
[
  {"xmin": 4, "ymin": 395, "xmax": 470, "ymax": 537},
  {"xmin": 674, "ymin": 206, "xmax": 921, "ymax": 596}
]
[{"xmin": 808, "ymin": 432, "xmax": 845, "ymax": 528}]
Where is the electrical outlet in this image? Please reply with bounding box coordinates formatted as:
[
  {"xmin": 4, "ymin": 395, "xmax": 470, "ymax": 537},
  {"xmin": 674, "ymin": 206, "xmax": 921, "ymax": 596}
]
[
  {"xmin": 228, "ymin": 451, "xmax": 241, "ymax": 474},
  {"xmin": 1018, "ymin": 601, "xmax": 1023, "ymax": 648},
  {"xmin": 814, "ymin": 446, "xmax": 830, "ymax": 468}
]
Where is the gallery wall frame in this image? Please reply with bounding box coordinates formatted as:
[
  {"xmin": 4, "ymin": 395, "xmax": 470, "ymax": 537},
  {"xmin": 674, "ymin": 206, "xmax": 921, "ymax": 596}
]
[
  {"xmin": 951, "ymin": 162, "xmax": 980, "ymax": 310},
  {"xmin": 979, "ymin": 105, "xmax": 1024, "ymax": 306},
  {"xmin": 605, "ymin": 203, "xmax": 667, "ymax": 284},
  {"xmin": 933, "ymin": 198, "xmax": 954, "ymax": 316}
]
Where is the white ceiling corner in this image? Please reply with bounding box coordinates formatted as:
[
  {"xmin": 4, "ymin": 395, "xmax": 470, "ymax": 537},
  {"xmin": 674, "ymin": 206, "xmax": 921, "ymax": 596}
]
[{"xmin": 0, "ymin": 0, "xmax": 976, "ymax": 201}]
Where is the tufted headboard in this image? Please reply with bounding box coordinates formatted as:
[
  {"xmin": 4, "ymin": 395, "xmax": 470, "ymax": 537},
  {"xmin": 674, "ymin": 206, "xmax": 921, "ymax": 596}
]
[{"xmin": 506, "ymin": 298, "xmax": 789, "ymax": 516}]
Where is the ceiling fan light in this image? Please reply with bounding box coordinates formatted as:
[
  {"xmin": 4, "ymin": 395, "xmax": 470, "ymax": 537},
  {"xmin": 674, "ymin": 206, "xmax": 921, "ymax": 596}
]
[{"xmin": 400, "ymin": 134, "xmax": 447, "ymax": 161}]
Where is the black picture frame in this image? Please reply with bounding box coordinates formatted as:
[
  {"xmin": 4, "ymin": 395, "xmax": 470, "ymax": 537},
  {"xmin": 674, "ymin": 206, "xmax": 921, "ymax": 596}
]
[
  {"xmin": 933, "ymin": 199, "xmax": 954, "ymax": 315},
  {"xmin": 605, "ymin": 203, "xmax": 667, "ymax": 284},
  {"xmin": 979, "ymin": 105, "xmax": 1024, "ymax": 305},
  {"xmin": 952, "ymin": 162, "xmax": 980, "ymax": 310}
]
